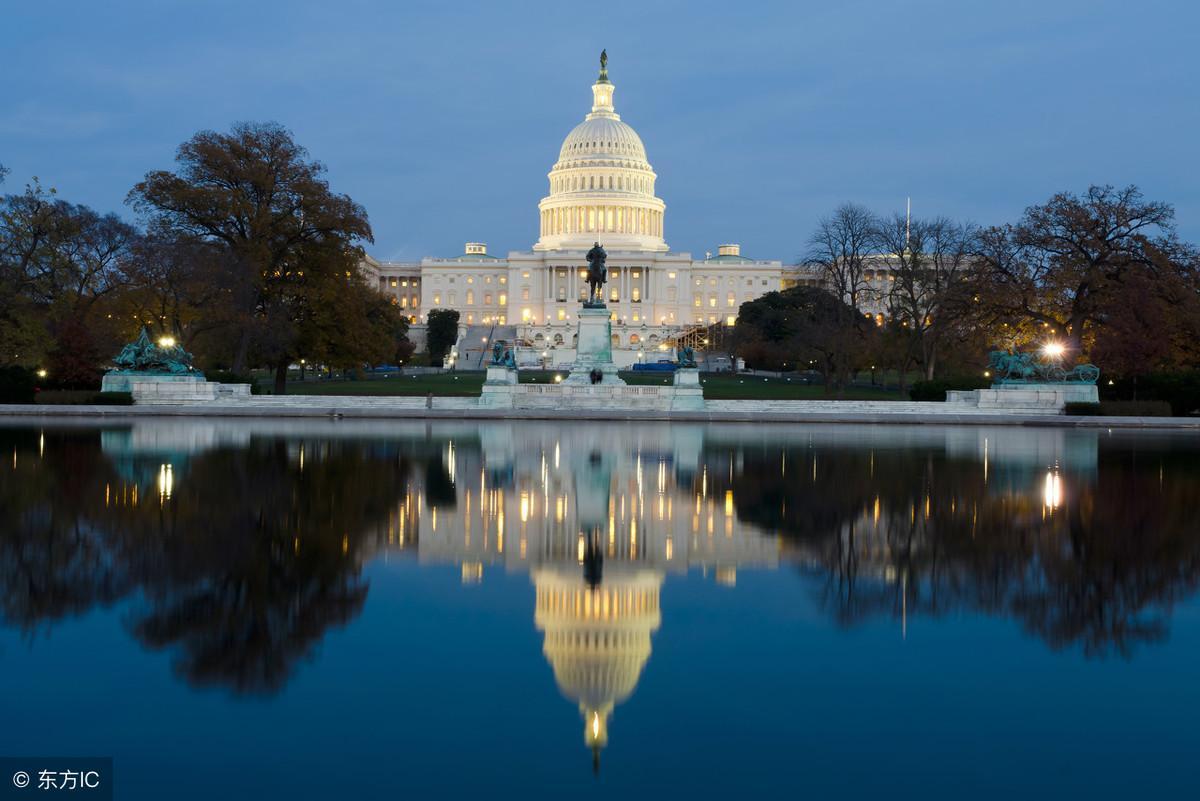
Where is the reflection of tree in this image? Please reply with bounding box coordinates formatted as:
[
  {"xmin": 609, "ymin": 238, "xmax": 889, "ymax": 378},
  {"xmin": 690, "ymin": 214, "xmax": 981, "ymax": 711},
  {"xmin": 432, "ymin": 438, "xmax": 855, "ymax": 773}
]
[
  {"xmin": 0, "ymin": 430, "xmax": 426, "ymax": 694},
  {"xmin": 700, "ymin": 441, "xmax": 1200, "ymax": 658},
  {"xmin": 0, "ymin": 429, "xmax": 133, "ymax": 630}
]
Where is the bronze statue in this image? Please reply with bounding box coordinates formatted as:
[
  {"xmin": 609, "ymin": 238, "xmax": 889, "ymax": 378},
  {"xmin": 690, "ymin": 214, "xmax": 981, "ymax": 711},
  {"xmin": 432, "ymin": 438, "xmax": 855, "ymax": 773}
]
[
  {"xmin": 676, "ymin": 344, "xmax": 697, "ymax": 368},
  {"xmin": 490, "ymin": 340, "xmax": 516, "ymax": 369},
  {"xmin": 584, "ymin": 242, "xmax": 607, "ymax": 307},
  {"xmin": 600, "ymin": 49, "xmax": 607, "ymax": 71},
  {"xmin": 111, "ymin": 327, "xmax": 195, "ymax": 374}
]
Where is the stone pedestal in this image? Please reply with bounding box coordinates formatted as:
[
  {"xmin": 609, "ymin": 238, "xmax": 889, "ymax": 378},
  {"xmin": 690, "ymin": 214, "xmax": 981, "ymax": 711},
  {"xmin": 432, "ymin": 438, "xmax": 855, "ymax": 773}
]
[
  {"xmin": 946, "ymin": 383, "xmax": 1099, "ymax": 413},
  {"xmin": 671, "ymin": 368, "xmax": 705, "ymax": 411},
  {"xmin": 564, "ymin": 306, "xmax": 624, "ymax": 385},
  {"xmin": 479, "ymin": 365, "xmax": 519, "ymax": 408},
  {"xmin": 101, "ymin": 372, "xmax": 251, "ymax": 405}
]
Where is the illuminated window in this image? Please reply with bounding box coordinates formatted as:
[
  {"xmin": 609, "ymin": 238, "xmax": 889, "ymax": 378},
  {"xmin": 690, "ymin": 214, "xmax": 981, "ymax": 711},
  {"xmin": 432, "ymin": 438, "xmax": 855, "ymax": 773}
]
[
  {"xmin": 400, "ymin": 297, "xmax": 408, "ymax": 309},
  {"xmin": 693, "ymin": 294, "xmax": 702, "ymax": 307},
  {"xmin": 726, "ymin": 316, "xmax": 736, "ymax": 326},
  {"xmin": 709, "ymin": 296, "xmax": 717, "ymax": 308},
  {"xmin": 631, "ymin": 287, "xmax": 641, "ymax": 302},
  {"xmin": 499, "ymin": 293, "xmax": 507, "ymax": 305},
  {"xmin": 521, "ymin": 308, "xmax": 532, "ymax": 321},
  {"xmin": 433, "ymin": 294, "xmax": 441, "ymax": 305},
  {"xmin": 632, "ymin": 312, "xmax": 640, "ymax": 322},
  {"xmin": 522, "ymin": 271, "xmax": 530, "ymax": 278},
  {"xmin": 500, "ymin": 276, "xmax": 507, "ymax": 284},
  {"xmin": 466, "ymin": 313, "xmax": 474, "ymax": 324},
  {"xmin": 466, "ymin": 290, "xmax": 474, "ymax": 305},
  {"xmin": 727, "ymin": 292, "xmax": 736, "ymax": 307},
  {"xmin": 557, "ymin": 308, "xmax": 566, "ymax": 321},
  {"xmin": 485, "ymin": 276, "xmax": 492, "ymax": 284},
  {"xmin": 630, "ymin": 334, "xmax": 640, "ymax": 345},
  {"xmin": 389, "ymin": 279, "xmax": 398, "ymax": 287},
  {"xmin": 610, "ymin": 288, "xmax": 620, "ymax": 302},
  {"xmin": 667, "ymin": 272, "xmax": 676, "ymax": 279},
  {"xmin": 401, "ymin": 279, "xmax": 409, "ymax": 287}
]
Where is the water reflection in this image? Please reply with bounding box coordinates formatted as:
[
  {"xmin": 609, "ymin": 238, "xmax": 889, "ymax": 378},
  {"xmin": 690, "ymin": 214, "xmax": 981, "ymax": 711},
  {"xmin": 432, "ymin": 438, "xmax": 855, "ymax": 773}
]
[{"xmin": 2, "ymin": 419, "xmax": 1199, "ymax": 764}]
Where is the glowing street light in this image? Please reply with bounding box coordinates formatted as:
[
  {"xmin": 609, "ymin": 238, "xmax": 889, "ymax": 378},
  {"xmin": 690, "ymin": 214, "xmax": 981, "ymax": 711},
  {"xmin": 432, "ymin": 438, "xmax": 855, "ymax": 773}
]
[
  {"xmin": 36, "ymin": 369, "xmax": 48, "ymax": 379},
  {"xmin": 158, "ymin": 336, "xmax": 177, "ymax": 349},
  {"xmin": 1042, "ymin": 342, "xmax": 1065, "ymax": 359}
]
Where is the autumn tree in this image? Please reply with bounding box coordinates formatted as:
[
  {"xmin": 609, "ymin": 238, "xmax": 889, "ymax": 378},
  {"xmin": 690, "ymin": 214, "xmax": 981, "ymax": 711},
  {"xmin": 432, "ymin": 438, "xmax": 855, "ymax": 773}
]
[
  {"xmin": 129, "ymin": 122, "xmax": 373, "ymax": 391},
  {"xmin": 1, "ymin": 178, "xmax": 137, "ymax": 383},
  {"xmin": 973, "ymin": 185, "xmax": 1182, "ymax": 358}
]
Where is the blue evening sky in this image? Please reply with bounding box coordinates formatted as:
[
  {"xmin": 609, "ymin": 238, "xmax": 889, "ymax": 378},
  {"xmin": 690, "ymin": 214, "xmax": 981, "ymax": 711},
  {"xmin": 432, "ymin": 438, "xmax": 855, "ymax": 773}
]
[{"xmin": 2, "ymin": 0, "xmax": 1197, "ymax": 263}]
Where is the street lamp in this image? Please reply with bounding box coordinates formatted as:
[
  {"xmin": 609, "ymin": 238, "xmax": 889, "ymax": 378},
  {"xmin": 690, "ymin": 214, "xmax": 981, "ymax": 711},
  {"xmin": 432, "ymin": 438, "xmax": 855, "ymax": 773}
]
[
  {"xmin": 158, "ymin": 336, "xmax": 176, "ymax": 349},
  {"xmin": 1042, "ymin": 342, "xmax": 1065, "ymax": 359}
]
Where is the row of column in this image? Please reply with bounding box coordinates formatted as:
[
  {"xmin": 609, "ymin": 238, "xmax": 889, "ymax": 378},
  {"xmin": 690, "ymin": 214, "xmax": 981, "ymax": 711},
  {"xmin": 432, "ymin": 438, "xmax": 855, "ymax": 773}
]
[
  {"xmin": 545, "ymin": 266, "xmax": 647, "ymax": 303},
  {"xmin": 541, "ymin": 206, "xmax": 662, "ymax": 238}
]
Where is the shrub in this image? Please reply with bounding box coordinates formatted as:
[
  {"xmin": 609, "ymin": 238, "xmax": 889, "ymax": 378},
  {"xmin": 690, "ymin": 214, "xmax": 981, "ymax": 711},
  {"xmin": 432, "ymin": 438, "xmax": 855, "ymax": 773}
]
[
  {"xmin": 35, "ymin": 390, "xmax": 134, "ymax": 406},
  {"xmin": 205, "ymin": 370, "xmax": 264, "ymax": 395},
  {"xmin": 909, "ymin": 376, "xmax": 991, "ymax": 402},
  {"xmin": 0, "ymin": 366, "xmax": 37, "ymax": 404},
  {"xmin": 1065, "ymin": 400, "xmax": 1173, "ymax": 417},
  {"xmin": 93, "ymin": 391, "xmax": 134, "ymax": 405},
  {"xmin": 1099, "ymin": 372, "xmax": 1200, "ymax": 416}
]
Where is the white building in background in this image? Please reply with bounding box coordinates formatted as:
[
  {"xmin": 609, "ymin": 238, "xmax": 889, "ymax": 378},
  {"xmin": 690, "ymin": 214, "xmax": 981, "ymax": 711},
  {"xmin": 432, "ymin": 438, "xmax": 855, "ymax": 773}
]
[{"xmin": 361, "ymin": 56, "xmax": 794, "ymax": 366}]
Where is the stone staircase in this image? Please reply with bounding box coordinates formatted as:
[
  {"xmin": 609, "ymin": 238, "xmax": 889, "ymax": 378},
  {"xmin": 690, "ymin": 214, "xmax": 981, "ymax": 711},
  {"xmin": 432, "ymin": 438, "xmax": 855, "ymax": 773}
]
[{"xmin": 456, "ymin": 324, "xmax": 519, "ymax": 369}]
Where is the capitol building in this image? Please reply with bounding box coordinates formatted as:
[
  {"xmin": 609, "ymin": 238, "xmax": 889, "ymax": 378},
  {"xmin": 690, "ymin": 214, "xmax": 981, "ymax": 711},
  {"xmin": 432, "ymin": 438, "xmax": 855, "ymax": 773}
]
[{"xmin": 360, "ymin": 55, "xmax": 798, "ymax": 366}]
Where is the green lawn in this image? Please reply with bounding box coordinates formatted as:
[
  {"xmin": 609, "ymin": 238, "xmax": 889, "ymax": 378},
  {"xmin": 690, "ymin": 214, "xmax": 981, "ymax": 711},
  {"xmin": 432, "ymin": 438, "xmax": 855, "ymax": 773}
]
[{"xmin": 284, "ymin": 370, "xmax": 905, "ymax": 401}]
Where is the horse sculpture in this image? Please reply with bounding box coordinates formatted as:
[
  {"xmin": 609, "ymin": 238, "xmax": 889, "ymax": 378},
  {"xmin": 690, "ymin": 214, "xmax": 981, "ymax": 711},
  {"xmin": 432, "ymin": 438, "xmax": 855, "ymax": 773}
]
[{"xmin": 987, "ymin": 350, "xmax": 1099, "ymax": 384}]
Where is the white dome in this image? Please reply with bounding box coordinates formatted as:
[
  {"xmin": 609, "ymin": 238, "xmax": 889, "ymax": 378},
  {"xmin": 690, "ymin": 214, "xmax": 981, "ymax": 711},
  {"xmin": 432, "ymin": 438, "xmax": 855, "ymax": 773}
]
[
  {"xmin": 558, "ymin": 117, "xmax": 648, "ymax": 165},
  {"xmin": 534, "ymin": 58, "xmax": 667, "ymax": 252}
]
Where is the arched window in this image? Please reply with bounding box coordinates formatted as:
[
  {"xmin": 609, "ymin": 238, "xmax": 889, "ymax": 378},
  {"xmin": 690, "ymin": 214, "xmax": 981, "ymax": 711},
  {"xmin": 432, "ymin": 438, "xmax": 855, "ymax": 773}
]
[
  {"xmin": 611, "ymin": 334, "xmax": 620, "ymax": 346},
  {"xmin": 629, "ymin": 334, "xmax": 640, "ymax": 345},
  {"xmin": 553, "ymin": 334, "xmax": 564, "ymax": 345}
]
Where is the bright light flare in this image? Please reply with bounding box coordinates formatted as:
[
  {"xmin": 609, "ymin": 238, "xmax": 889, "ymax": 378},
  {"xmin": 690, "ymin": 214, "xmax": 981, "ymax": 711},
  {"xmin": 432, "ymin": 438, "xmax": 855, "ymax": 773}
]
[
  {"xmin": 1042, "ymin": 342, "xmax": 1065, "ymax": 359},
  {"xmin": 158, "ymin": 336, "xmax": 177, "ymax": 349}
]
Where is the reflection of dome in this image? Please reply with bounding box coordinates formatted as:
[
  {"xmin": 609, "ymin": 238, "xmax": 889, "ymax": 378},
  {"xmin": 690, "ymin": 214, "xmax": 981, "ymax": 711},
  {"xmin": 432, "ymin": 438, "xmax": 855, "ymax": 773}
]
[
  {"xmin": 535, "ymin": 56, "xmax": 668, "ymax": 252},
  {"xmin": 533, "ymin": 564, "xmax": 662, "ymax": 758}
]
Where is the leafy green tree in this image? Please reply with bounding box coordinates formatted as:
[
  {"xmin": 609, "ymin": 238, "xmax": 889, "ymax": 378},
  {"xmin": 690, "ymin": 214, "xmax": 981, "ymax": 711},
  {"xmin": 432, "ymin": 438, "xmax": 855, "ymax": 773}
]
[
  {"xmin": 733, "ymin": 287, "xmax": 873, "ymax": 393},
  {"xmin": 425, "ymin": 308, "xmax": 460, "ymax": 367},
  {"xmin": 129, "ymin": 122, "xmax": 372, "ymax": 389}
]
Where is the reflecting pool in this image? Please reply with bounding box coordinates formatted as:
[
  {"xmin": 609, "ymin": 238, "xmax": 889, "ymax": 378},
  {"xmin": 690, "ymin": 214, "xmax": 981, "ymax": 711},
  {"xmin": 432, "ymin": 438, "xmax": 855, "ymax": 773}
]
[{"xmin": 1, "ymin": 419, "xmax": 1199, "ymax": 799}]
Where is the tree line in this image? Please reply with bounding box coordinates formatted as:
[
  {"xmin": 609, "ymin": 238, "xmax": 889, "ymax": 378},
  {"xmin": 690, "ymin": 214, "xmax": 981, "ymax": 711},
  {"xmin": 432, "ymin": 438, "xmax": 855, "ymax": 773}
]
[
  {"xmin": 0, "ymin": 123, "xmax": 413, "ymax": 395},
  {"xmin": 734, "ymin": 186, "xmax": 1200, "ymax": 393}
]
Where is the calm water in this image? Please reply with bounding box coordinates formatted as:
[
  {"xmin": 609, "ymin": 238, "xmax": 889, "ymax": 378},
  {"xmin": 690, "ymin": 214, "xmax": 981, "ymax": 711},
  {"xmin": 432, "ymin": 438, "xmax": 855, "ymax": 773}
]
[{"xmin": 1, "ymin": 419, "xmax": 1198, "ymax": 799}]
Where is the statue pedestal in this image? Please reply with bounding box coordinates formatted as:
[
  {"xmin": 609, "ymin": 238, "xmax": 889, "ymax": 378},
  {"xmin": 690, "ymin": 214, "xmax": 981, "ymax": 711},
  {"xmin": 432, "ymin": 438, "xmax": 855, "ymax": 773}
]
[
  {"xmin": 480, "ymin": 365, "xmax": 519, "ymax": 408},
  {"xmin": 671, "ymin": 367, "xmax": 704, "ymax": 410},
  {"xmin": 484, "ymin": 365, "xmax": 518, "ymax": 385},
  {"xmin": 101, "ymin": 372, "xmax": 249, "ymax": 405},
  {"xmin": 946, "ymin": 383, "xmax": 1099, "ymax": 413},
  {"xmin": 564, "ymin": 307, "xmax": 624, "ymax": 385}
]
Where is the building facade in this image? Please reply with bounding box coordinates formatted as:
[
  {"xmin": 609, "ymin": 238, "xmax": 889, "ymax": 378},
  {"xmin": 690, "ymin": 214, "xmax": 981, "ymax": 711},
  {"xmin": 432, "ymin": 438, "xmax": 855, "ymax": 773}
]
[{"xmin": 360, "ymin": 57, "xmax": 797, "ymax": 366}]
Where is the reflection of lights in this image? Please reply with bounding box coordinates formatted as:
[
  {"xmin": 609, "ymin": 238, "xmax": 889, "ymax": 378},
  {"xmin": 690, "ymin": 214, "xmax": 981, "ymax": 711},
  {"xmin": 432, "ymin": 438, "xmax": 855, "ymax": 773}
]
[
  {"xmin": 157, "ymin": 463, "xmax": 174, "ymax": 501},
  {"xmin": 1043, "ymin": 470, "xmax": 1063, "ymax": 509}
]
